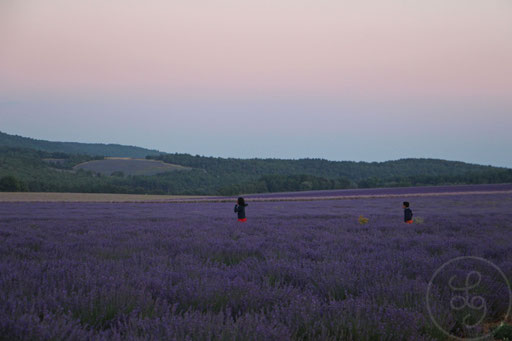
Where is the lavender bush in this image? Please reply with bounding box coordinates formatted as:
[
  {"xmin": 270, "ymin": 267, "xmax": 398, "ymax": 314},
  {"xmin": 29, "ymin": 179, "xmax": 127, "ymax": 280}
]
[{"xmin": 1, "ymin": 192, "xmax": 511, "ymax": 340}]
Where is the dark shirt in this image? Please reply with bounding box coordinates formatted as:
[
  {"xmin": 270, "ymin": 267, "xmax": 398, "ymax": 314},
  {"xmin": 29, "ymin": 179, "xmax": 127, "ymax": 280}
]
[
  {"xmin": 234, "ymin": 204, "xmax": 248, "ymax": 219},
  {"xmin": 404, "ymin": 208, "xmax": 413, "ymax": 222}
]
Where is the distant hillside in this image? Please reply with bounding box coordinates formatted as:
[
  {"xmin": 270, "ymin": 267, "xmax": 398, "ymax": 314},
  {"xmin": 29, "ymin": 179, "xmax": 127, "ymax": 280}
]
[
  {"xmin": 148, "ymin": 154, "xmax": 507, "ymax": 192},
  {"xmin": 149, "ymin": 154, "xmax": 498, "ymax": 181},
  {"xmin": 0, "ymin": 131, "xmax": 161, "ymax": 158},
  {"xmin": 1, "ymin": 133, "xmax": 511, "ymax": 195},
  {"xmin": 74, "ymin": 158, "xmax": 190, "ymax": 176},
  {"xmin": 0, "ymin": 147, "xmax": 200, "ymax": 194}
]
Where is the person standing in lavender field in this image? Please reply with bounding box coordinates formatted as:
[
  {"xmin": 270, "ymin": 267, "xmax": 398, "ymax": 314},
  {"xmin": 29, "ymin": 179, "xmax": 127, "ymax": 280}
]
[
  {"xmin": 403, "ymin": 201, "xmax": 413, "ymax": 224},
  {"xmin": 234, "ymin": 197, "xmax": 248, "ymax": 222}
]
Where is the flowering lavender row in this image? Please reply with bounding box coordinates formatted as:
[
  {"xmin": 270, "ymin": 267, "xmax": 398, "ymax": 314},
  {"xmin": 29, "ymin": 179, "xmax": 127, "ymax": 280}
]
[
  {"xmin": 243, "ymin": 183, "xmax": 512, "ymax": 199},
  {"xmin": 1, "ymin": 193, "xmax": 511, "ymax": 340}
]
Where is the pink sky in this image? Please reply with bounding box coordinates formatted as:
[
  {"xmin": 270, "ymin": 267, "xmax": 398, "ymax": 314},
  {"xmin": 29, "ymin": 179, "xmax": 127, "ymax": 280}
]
[{"xmin": 1, "ymin": 0, "xmax": 511, "ymax": 99}]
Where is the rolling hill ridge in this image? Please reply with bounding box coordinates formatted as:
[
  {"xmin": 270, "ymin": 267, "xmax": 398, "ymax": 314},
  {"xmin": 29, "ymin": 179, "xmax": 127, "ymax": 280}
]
[
  {"xmin": 1, "ymin": 131, "xmax": 511, "ymax": 195},
  {"xmin": 0, "ymin": 131, "xmax": 162, "ymax": 158}
]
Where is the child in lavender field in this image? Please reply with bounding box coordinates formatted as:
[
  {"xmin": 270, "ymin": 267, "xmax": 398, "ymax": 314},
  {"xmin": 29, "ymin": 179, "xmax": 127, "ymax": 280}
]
[
  {"xmin": 234, "ymin": 197, "xmax": 248, "ymax": 222},
  {"xmin": 403, "ymin": 201, "xmax": 413, "ymax": 224}
]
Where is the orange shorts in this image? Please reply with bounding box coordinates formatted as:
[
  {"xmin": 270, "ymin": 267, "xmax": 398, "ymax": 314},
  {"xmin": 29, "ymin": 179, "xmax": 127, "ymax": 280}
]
[
  {"xmin": 405, "ymin": 220, "xmax": 413, "ymax": 224},
  {"xmin": 238, "ymin": 218, "xmax": 247, "ymax": 222}
]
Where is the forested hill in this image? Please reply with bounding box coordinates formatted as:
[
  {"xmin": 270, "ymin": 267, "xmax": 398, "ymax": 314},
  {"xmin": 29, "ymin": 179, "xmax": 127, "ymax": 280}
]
[
  {"xmin": 1, "ymin": 131, "xmax": 511, "ymax": 195},
  {"xmin": 148, "ymin": 154, "xmax": 498, "ymax": 182},
  {"xmin": 143, "ymin": 154, "xmax": 511, "ymax": 194},
  {"xmin": 0, "ymin": 131, "xmax": 161, "ymax": 158}
]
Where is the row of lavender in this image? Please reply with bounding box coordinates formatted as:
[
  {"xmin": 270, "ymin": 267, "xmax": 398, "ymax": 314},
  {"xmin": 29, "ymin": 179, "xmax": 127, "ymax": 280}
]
[
  {"xmin": 243, "ymin": 183, "xmax": 512, "ymax": 199},
  {"xmin": 1, "ymin": 193, "xmax": 511, "ymax": 340}
]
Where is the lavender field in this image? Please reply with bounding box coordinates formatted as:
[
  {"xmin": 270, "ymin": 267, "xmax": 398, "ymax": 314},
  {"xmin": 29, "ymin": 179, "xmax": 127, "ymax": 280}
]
[{"xmin": 1, "ymin": 192, "xmax": 511, "ymax": 340}]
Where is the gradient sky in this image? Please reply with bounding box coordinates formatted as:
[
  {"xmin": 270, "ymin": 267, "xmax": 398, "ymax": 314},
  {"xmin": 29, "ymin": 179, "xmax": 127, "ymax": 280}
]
[{"xmin": 1, "ymin": 0, "xmax": 511, "ymax": 167}]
